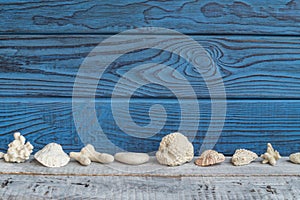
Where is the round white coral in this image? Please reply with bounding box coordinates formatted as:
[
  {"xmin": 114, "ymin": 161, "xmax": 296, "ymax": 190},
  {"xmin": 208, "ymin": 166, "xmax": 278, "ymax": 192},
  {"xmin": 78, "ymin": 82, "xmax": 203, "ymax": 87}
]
[
  {"xmin": 3, "ymin": 132, "xmax": 34, "ymax": 163},
  {"xmin": 156, "ymin": 132, "xmax": 194, "ymax": 166}
]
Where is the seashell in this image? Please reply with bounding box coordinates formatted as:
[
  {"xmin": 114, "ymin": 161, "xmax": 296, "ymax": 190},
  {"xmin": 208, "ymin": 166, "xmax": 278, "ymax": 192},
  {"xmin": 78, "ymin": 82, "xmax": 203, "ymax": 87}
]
[
  {"xmin": 114, "ymin": 152, "xmax": 149, "ymax": 165},
  {"xmin": 231, "ymin": 149, "xmax": 258, "ymax": 166},
  {"xmin": 261, "ymin": 143, "xmax": 281, "ymax": 166},
  {"xmin": 34, "ymin": 143, "xmax": 70, "ymax": 168},
  {"xmin": 289, "ymin": 152, "xmax": 300, "ymax": 164},
  {"xmin": 156, "ymin": 132, "xmax": 194, "ymax": 166},
  {"xmin": 3, "ymin": 132, "xmax": 34, "ymax": 163},
  {"xmin": 70, "ymin": 144, "xmax": 114, "ymax": 166},
  {"xmin": 194, "ymin": 150, "xmax": 225, "ymax": 167}
]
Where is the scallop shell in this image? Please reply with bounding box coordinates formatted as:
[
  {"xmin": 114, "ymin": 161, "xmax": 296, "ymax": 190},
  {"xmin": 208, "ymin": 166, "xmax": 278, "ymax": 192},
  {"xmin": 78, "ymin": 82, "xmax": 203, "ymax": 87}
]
[
  {"xmin": 34, "ymin": 143, "xmax": 70, "ymax": 168},
  {"xmin": 231, "ymin": 149, "xmax": 258, "ymax": 166},
  {"xmin": 289, "ymin": 152, "xmax": 300, "ymax": 164},
  {"xmin": 194, "ymin": 150, "xmax": 225, "ymax": 166},
  {"xmin": 156, "ymin": 132, "xmax": 194, "ymax": 166}
]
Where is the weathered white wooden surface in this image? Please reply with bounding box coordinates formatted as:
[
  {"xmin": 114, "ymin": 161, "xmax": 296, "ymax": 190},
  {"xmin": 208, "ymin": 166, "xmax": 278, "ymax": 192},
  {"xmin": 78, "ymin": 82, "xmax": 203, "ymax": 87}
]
[
  {"xmin": 0, "ymin": 157, "xmax": 299, "ymax": 199},
  {"xmin": 0, "ymin": 175, "xmax": 299, "ymax": 200},
  {"xmin": 0, "ymin": 157, "xmax": 298, "ymax": 177}
]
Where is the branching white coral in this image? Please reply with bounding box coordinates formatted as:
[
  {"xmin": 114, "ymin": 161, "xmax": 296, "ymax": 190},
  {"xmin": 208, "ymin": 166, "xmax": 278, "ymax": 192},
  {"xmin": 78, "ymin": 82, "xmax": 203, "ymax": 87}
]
[
  {"xmin": 3, "ymin": 132, "xmax": 33, "ymax": 163},
  {"xmin": 70, "ymin": 144, "xmax": 114, "ymax": 166},
  {"xmin": 261, "ymin": 143, "xmax": 281, "ymax": 166}
]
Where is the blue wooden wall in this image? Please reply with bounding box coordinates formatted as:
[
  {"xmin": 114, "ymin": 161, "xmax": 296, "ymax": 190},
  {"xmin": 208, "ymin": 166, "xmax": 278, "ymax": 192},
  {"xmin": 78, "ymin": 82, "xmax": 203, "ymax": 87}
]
[{"xmin": 0, "ymin": 0, "xmax": 300, "ymax": 156}]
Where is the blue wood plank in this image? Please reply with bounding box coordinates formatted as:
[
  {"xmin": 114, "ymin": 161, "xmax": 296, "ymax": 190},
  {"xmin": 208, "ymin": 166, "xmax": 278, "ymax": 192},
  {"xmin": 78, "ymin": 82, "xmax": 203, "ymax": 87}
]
[
  {"xmin": 0, "ymin": 0, "xmax": 300, "ymax": 35},
  {"xmin": 0, "ymin": 0, "xmax": 299, "ymax": 159},
  {"xmin": 0, "ymin": 98, "xmax": 299, "ymax": 156},
  {"xmin": 1, "ymin": 35, "xmax": 300, "ymax": 98}
]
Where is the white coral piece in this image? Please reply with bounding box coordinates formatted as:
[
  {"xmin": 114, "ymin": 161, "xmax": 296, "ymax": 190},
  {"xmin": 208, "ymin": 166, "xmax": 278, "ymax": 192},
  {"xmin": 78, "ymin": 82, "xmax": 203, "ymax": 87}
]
[
  {"xmin": 3, "ymin": 132, "xmax": 33, "ymax": 163},
  {"xmin": 232, "ymin": 149, "xmax": 258, "ymax": 166},
  {"xmin": 70, "ymin": 144, "xmax": 114, "ymax": 166},
  {"xmin": 261, "ymin": 143, "xmax": 281, "ymax": 166},
  {"xmin": 156, "ymin": 132, "xmax": 194, "ymax": 166},
  {"xmin": 289, "ymin": 153, "xmax": 300, "ymax": 164}
]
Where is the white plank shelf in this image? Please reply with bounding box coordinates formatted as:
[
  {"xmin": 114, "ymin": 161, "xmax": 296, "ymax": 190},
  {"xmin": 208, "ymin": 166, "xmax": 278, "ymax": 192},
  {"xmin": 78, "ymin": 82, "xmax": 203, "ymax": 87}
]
[
  {"xmin": 0, "ymin": 157, "xmax": 299, "ymax": 199},
  {"xmin": 0, "ymin": 157, "xmax": 300, "ymax": 200}
]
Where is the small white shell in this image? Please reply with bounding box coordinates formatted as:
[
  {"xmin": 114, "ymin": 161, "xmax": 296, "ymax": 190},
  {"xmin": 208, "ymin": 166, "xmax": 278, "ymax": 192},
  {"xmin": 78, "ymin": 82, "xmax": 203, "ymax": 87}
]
[
  {"xmin": 289, "ymin": 153, "xmax": 300, "ymax": 164},
  {"xmin": 232, "ymin": 149, "xmax": 258, "ymax": 166},
  {"xmin": 34, "ymin": 143, "xmax": 70, "ymax": 168},
  {"xmin": 156, "ymin": 132, "xmax": 194, "ymax": 166},
  {"xmin": 195, "ymin": 150, "xmax": 225, "ymax": 167}
]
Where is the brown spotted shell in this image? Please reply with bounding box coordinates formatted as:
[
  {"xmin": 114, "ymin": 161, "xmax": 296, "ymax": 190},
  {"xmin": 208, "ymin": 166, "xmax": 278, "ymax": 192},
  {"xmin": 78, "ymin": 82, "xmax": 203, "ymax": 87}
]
[{"xmin": 195, "ymin": 150, "xmax": 225, "ymax": 166}]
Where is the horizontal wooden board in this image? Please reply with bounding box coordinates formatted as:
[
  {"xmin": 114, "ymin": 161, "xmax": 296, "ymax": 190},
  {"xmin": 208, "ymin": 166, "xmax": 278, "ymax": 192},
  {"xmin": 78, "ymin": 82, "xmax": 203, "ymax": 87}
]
[
  {"xmin": 1, "ymin": 174, "xmax": 298, "ymax": 199},
  {"xmin": 1, "ymin": 0, "xmax": 300, "ymax": 35},
  {"xmin": 0, "ymin": 158, "xmax": 299, "ymax": 199},
  {"xmin": 0, "ymin": 157, "xmax": 299, "ymax": 177},
  {"xmin": 1, "ymin": 35, "xmax": 300, "ymax": 98},
  {"xmin": 0, "ymin": 98, "xmax": 299, "ymax": 156}
]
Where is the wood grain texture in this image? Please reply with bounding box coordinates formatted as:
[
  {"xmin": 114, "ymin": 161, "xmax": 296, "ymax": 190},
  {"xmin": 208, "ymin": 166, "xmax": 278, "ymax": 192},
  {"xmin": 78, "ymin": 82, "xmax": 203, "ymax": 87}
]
[
  {"xmin": 1, "ymin": 174, "xmax": 299, "ymax": 200},
  {"xmin": 0, "ymin": 99, "xmax": 299, "ymax": 156},
  {"xmin": 0, "ymin": 157, "xmax": 299, "ymax": 177},
  {"xmin": 0, "ymin": 158, "xmax": 299, "ymax": 199},
  {"xmin": 1, "ymin": 0, "xmax": 300, "ymax": 35},
  {"xmin": 1, "ymin": 1, "xmax": 300, "ymax": 163},
  {"xmin": 1, "ymin": 35, "xmax": 300, "ymax": 98}
]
